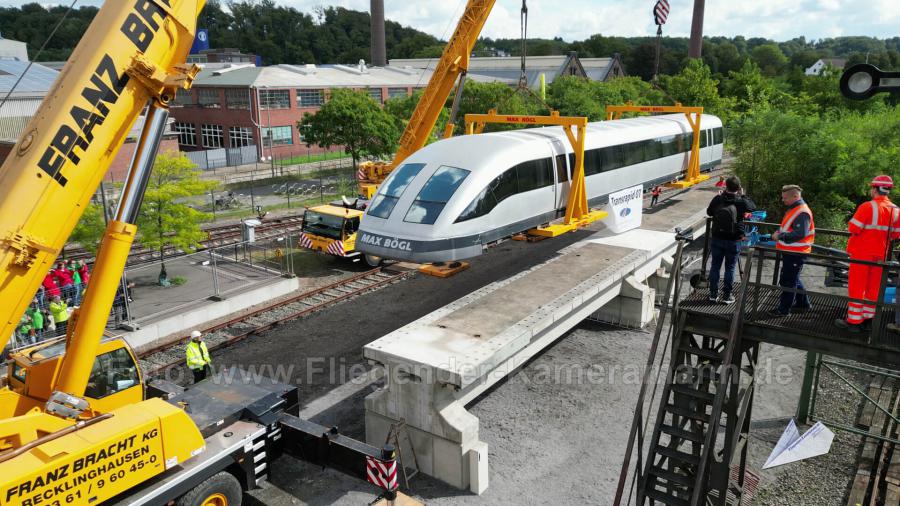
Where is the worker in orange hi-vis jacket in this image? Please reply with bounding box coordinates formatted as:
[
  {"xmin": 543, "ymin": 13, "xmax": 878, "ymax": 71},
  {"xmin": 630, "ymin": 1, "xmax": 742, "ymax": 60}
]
[{"xmin": 835, "ymin": 175, "xmax": 900, "ymax": 333}]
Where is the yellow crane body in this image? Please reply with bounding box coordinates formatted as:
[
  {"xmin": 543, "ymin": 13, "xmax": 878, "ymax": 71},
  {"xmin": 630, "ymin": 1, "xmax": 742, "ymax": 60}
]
[
  {"xmin": 0, "ymin": 398, "xmax": 204, "ymax": 506},
  {"xmin": 357, "ymin": 0, "xmax": 496, "ymax": 198},
  {"xmin": 0, "ymin": 0, "xmax": 207, "ymax": 500},
  {"xmin": 0, "ymin": 0, "xmax": 204, "ymax": 349}
]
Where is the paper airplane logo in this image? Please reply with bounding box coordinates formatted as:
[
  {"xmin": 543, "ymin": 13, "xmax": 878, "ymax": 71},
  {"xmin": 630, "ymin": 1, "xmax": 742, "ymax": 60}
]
[{"xmin": 763, "ymin": 419, "xmax": 835, "ymax": 469}]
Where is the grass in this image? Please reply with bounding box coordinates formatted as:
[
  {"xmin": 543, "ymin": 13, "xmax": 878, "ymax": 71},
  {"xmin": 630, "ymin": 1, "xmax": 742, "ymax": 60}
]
[
  {"xmin": 223, "ymin": 165, "xmax": 357, "ymax": 192},
  {"xmin": 274, "ymin": 150, "xmax": 348, "ymax": 166},
  {"xmin": 202, "ymin": 192, "xmax": 348, "ymax": 221}
]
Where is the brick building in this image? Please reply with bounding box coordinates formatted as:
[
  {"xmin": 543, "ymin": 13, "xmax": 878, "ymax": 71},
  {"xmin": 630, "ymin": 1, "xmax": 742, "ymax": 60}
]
[
  {"xmin": 168, "ymin": 62, "xmax": 438, "ymax": 159},
  {"xmin": 0, "ymin": 54, "xmax": 178, "ymax": 180}
]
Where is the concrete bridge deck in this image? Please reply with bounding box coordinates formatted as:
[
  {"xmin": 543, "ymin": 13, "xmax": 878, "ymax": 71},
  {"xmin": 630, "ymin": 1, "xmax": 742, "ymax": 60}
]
[{"xmin": 363, "ymin": 185, "xmax": 714, "ymax": 493}]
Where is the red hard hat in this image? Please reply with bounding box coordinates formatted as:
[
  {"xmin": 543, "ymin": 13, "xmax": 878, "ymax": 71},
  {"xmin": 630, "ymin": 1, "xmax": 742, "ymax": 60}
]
[{"xmin": 871, "ymin": 175, "xmax": 894, "ymax": 188}]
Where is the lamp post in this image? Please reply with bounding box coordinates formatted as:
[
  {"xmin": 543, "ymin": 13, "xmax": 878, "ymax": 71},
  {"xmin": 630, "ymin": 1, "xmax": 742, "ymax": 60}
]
[{"xmin": 263, "ymin": 85, "xmax": 276, "ymax": 178}]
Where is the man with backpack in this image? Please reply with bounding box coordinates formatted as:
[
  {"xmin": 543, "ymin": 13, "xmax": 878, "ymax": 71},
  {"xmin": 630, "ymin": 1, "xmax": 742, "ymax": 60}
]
[{"xmin": 706, "ymin": 175, "xmax": 756, "ymax": 304}]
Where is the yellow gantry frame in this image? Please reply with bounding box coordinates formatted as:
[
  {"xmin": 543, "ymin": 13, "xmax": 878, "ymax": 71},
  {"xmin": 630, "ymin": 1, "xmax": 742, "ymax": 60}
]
[
  {"xmin": 464, "ymin": 110, "xmax": 607, "ymax": 237},
  {"xmin": 605, "ymin": 104, "xmax": 710, "ymax": 189}
]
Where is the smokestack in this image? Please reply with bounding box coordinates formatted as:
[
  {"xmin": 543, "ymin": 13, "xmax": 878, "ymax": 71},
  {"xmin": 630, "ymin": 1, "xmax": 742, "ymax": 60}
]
[
  {"xmin": 370, "ymin": 0, "xmax": 387, "ymax": 66},
  {"xmin": 688, "ymin": 0, "xmax": 705, "ymax": 58}
]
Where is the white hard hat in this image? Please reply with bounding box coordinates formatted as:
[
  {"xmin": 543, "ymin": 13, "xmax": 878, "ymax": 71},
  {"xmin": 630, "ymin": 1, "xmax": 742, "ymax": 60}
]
[{"xmin": 190, "ymin": 330, "xmax": 202, "ymax": 339}]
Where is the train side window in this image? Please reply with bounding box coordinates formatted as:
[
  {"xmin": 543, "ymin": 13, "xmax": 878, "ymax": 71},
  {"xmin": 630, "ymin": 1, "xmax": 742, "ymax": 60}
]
[
  {"xmin": 699, "ymin": 130, "xmax": 709, "ymax": 149},
  {"xmin": 601, "ymin": 145, "xmax": 624, "ymax": 171},
  {"xmin": 456, "ymin": 167, "xmax": 517, "ymax": 222},
  {"xmin": 659, "ymin": 135, "xmax": 678, "ymax": 157},
  {"xmin": 367, "ymin": 163, "xmax": 426, "ymax": 219},
  {"xmin": 584, "ymin": 149, "xmax": 603, "ymax": 176},
  {"xmin": 623, "ymin": 140, "xmax": 644, "ymax": 166},
  {"xmin": 404, "ymin": 166, "xmax": 470, "ymax": 225},
  {"xmin": 555, "ymin": 154, "xmax": 569, "ymax": 183},
  {"xmin": 678, "ymin": 132, "xmax": 694, "ymax": 153},
  {"xmin": 84, "ymin": 348, "xmax": 139, "ymax": 399},
  {"xmin": 713, "ymin": 127, "xmax": 724, "ymax": 145},
  {"xmin": 517, "ymin": 158, "xmax": 554, "ymax": 192},
  {"xmin": 644, "ymin": 139, "xmax": 663, "ymax": 161},
  {"xmin": 569, "ymin": 148, "xmax": 610, "ymax": 177}
]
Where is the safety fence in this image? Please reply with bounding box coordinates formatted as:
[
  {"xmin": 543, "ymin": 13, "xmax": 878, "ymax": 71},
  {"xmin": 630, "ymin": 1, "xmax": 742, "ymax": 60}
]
[
  {"xmin": 202, "ymin": 176, "xmax": 359, "ymax": 221},
  {"xmin": 6, "ymin": 234, "xmax": 307, "ymax": 353},
  {"xmin": 183, "ymin": 145, "xmax": 260, "ymax": 170}
]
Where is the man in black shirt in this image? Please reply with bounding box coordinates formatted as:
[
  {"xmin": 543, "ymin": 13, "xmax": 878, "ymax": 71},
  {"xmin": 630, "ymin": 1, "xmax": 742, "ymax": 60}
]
[{"xmin": 706, "ymin": 176, "xmax": 757, "ymax": 303}]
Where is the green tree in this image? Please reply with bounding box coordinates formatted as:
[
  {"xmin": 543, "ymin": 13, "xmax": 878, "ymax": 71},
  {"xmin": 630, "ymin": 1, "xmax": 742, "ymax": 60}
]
[
  {"xmin": 750, "ymin": 44, "xmax": 788, "ymax": 76},
  {"xmin": 712, "ymin": 41, "xmax": 746, "ymax": 75},
  {"xmin": 546, "ymin": 76, "xmax": 602, "ymax": 120},
  {"xmin": 722, "ymin": 60, "xmax": 796, "ymax": 113},
  {"xmin": 69, "ymin": 203, "xmax": 106, "ymax": 255},
  {"xmin": 661, "ymin": 60, "xmax": 734, "ymax": 121},
  {"xmin": 546, "ymin": 76, "xmax": 666, "ymax": 121},
  {"xmin": 137, "ymin": 152, "xmax": 218, "ymax": 284},
  {"xmin": 450, "ymin": 81, "xmax": 545, "ymax": 134},
  {"xmin": 299, "ymin": 88, "xmax": 399, "ymax": 168},
  {"xmin": 384, "ymin": 89, "xmax": 449, "ymax": 143},
  {"xmin": 730, "ymin": 108, "xmax": 900, "ymax": 231}
]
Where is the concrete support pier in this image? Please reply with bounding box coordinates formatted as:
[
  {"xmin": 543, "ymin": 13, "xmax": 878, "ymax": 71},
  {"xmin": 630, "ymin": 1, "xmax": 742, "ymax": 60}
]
[{"xmin": 364, "ymin": 228, "xmax": 681, "ymax": 494}]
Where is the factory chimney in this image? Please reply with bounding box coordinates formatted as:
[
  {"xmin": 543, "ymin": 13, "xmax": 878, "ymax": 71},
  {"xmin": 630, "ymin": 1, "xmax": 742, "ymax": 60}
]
[
  {"xmin": 688, "ymin": 0, "xmax": 705, "ymax": 58},
  {"xmin": 370, "ymin": 0, "xmax": 387, "ymax": 66}
]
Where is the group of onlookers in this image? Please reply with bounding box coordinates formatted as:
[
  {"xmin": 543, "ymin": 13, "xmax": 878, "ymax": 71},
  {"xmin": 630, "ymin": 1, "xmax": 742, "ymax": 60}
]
[
  {"xmin": 707, "ymin": 174, "xmax": 900, "ymax": 335},
  {"xmin": 13, "ymin": 259, "xmax": 90, "ymax": 346}
]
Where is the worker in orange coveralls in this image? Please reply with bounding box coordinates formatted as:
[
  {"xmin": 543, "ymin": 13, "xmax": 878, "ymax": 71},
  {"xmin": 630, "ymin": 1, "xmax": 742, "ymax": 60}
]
[{"xmin": 835, "ymin": 175, "xmax": 900, "ymax": 333}]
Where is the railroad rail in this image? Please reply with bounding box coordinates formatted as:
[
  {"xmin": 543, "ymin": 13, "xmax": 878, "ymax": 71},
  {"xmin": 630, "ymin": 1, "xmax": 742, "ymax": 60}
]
[
  {"xmin": 847, "ymin": 382, "xmax": 900, "ymax": 505},
  {"xmin": 137, "ymin": 267, "xmax": 412, "ymax": 377},
  {"xmin": 65, "ymin": 214, "xmax": 306, "ymax": 266}
]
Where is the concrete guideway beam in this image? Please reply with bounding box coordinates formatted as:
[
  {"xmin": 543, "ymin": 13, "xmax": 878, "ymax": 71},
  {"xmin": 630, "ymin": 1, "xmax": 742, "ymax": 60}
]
[{"xmin": 364, "ymin": 228, "xmax": 682, "ymax": 494}]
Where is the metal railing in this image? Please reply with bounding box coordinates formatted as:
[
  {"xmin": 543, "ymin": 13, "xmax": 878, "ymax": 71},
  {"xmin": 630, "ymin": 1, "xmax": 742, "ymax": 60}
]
[
  {"xmin": 5, "ymin": 234, "xmax": 303, "ymax": 355},
  {"xmin": 613, "ymin": 232, "xmax": 692, "ymax": 505}
]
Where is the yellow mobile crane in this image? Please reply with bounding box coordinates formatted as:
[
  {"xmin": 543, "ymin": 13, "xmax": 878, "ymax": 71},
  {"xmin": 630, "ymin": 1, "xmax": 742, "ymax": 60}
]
[
  {"xmin": 298, "ymin": 0, "xmax": 494, "ymax": 265},
  {"xmin": 0, "ymin": 2, "xmax": 402, "ymax": 505},
  {"xmin": 356, "ymin": 0, "xmax": 495, "ymax": 199}
]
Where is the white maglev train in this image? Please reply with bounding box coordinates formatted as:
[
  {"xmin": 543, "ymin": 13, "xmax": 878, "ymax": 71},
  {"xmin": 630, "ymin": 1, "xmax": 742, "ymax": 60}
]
[{"xmin": 357, "ymin": 113, "xmax": 724, "ymax": 262}]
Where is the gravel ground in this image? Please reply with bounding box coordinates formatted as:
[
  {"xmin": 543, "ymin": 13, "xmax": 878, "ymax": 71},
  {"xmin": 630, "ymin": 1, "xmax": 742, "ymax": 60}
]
[{"xmin": 151, "ymin": 186, "xmax": 881, "ymax": 505}]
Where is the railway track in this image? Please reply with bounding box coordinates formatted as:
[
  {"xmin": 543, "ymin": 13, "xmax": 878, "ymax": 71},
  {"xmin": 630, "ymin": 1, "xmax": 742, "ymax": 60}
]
[
  {"xmin": 65, "ymin": 214, "xmax": 306, "ymax": 266},
  {"xmin": 847, "ymin": 381, "xmax": 900, "ymax": 505},
  {"xmin": 137, "ymin": 267, "xmax": 411, "ymax": 377}
]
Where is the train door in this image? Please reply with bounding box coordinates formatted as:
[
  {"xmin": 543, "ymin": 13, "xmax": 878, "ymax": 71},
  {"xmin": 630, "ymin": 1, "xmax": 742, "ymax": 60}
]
[{"xmin": 550, "ymin": 138, "xmax": 570, "ymax": 210}]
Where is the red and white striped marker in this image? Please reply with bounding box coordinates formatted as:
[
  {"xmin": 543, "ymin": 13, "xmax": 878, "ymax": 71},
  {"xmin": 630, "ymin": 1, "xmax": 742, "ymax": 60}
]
[
  {"xmin": 298, "ymin": 233, "xmax": 313, "ymax": 249},
  {"xmin": 366, "ymin": 455, "xmax": 398, "ymax": 491},
  {"xmin": 326, "ymin": 239, "xmax": 345, "ymax": 257},
  {"xmin": 357, "ymin": 167, "xmax": 367, "ymax": 181},
  {"xmin": 654, "ymin": 0, "xmax": 669, "ymax": 25}
]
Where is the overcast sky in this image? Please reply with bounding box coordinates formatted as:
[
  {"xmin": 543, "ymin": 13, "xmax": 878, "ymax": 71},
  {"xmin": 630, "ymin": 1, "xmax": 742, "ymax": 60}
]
[{"xmin": 3, "ymin": 0, "xmax": 896, "ymax": 42}]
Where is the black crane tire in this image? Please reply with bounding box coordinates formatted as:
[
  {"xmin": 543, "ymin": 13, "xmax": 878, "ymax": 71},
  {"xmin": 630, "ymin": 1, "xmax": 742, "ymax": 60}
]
[{"xmin": 176, "ymin": 471, "xmax": 242, "ymax": 506}]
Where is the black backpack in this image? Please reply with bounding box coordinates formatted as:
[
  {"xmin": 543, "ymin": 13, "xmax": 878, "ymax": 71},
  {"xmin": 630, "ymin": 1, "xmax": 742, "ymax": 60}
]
[{"xmin": 712, "ymin": 202, "xmax": 739, "ymax": 237}]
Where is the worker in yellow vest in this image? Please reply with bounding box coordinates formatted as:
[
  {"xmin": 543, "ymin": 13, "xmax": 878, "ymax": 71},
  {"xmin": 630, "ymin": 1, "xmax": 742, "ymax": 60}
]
[{"xmin": 186, "ymin": 330, "xmax": 212, "ymax": 383}]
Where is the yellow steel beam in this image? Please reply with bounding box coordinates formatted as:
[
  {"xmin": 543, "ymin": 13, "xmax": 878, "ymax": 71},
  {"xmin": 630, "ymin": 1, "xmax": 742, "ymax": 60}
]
[
  {"xmin": 463, "ymin": 111, "xmax": 607, "ymax": 236},
  {"xmin": 605, "ymin": 103, "xmax": 709, "ymax": 189}
]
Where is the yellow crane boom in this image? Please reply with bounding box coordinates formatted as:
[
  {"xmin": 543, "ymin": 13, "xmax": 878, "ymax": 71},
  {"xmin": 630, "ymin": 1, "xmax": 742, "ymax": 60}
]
[
  {"xmin": 357, "ymin": 0, "xmax": 495, "ymax": 198},
  {"xmin": 0, "ymin": 0, "xmax": 204, "ymax": 352}
]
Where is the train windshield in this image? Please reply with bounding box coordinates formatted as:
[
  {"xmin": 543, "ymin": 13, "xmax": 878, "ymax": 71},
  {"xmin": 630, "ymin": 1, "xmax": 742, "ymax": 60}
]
[
  {"xmin": 404, "ymin": 166, "xmax": 470, "ymax": 225},
  {"xmin": 368, "ymin": 163, "xmax": 426, "ymax": 219},
  {"xmin": 302, "ymin": 211, "xmax": 345, "ymax": 240}
]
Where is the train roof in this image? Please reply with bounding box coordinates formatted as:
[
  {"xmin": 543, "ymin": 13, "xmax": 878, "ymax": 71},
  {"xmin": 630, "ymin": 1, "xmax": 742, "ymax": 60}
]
[{"xmin": 403, "ymin": 113, "xmax": 722, "ymax": 176}]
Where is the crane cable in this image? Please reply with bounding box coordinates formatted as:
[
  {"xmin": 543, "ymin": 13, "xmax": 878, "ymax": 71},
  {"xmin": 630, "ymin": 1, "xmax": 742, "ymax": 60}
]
[
  {"xmin": 489, "ymin": 0, "xmax": 553, "ymax": 119},
  {"xmin": 517, "ymin": 0, "xmax": 528, "ymax": 90}
]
